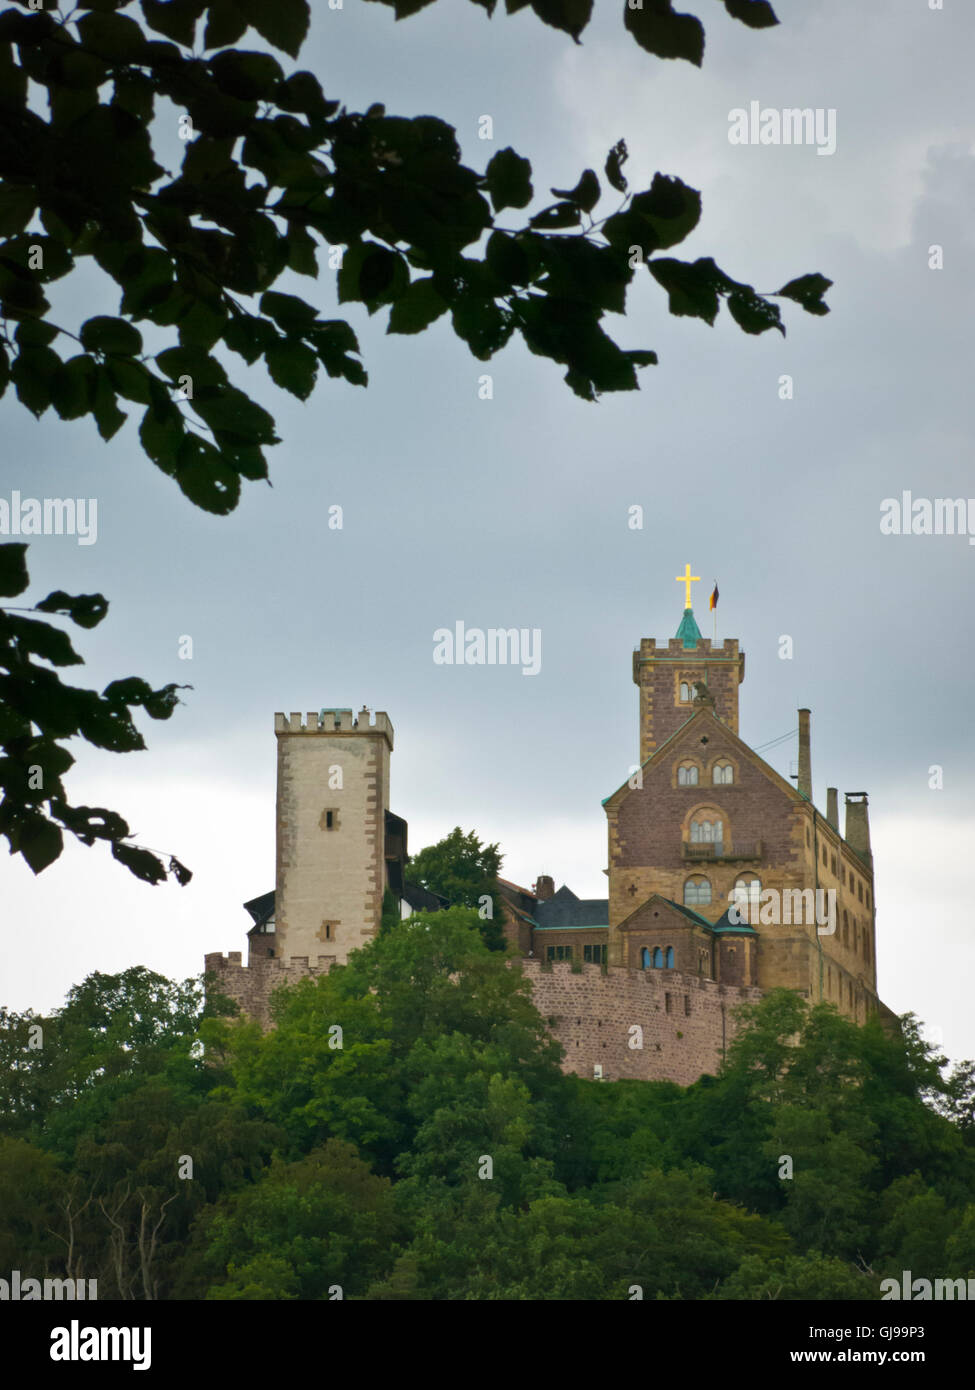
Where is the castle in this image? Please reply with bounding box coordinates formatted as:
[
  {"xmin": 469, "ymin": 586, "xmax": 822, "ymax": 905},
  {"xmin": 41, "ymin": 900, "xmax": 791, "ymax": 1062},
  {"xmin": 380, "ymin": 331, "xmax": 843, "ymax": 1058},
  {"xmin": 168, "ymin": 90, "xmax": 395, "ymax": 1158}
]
[{"xmin": 206, "ymin": 572, "xmax": 896, "ymax": 1085}]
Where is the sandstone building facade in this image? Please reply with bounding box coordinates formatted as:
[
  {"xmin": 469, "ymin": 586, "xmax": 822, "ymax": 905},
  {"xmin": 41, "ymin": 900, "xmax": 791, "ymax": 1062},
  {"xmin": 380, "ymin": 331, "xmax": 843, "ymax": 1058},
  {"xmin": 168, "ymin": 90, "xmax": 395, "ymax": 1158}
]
[{"xmin": 206, "ymin": 587, "xmax": 895, "ymax": 1083}]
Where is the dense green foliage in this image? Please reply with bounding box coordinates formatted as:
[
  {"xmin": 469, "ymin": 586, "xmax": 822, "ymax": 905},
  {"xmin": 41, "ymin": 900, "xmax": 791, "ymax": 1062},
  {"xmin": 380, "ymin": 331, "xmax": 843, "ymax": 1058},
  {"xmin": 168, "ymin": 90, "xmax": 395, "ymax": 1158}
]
[
  {"xmin": 0, "ymin": 0, "xmax": 829, "ymax": 885},
  {"xmin": 2, "ymin": 916, "xmax": 974, "ymax": 1300},
  {"xmin": 407, "ymin": 825, "xmax": 508, "ymax": 949}
]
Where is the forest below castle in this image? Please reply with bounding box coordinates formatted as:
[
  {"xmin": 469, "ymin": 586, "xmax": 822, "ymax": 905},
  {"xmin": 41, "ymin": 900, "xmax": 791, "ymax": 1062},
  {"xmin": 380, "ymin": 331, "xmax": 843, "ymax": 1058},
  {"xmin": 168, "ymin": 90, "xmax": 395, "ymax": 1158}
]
[{"xmin": 2, "ymin": 905, "xmax": 974, "ymax": 1301}]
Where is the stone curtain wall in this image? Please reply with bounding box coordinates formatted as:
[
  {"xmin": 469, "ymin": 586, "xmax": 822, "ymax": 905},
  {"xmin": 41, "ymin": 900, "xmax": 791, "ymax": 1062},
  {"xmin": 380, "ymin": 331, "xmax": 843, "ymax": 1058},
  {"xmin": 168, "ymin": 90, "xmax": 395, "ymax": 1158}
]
[
  {"xmin": 204, "ymin": 951, "xmax": 764, "ymax": 1088},
  {"xmin": 519, "ymin": 960, "xmax": 764, "ymax": 1086}
]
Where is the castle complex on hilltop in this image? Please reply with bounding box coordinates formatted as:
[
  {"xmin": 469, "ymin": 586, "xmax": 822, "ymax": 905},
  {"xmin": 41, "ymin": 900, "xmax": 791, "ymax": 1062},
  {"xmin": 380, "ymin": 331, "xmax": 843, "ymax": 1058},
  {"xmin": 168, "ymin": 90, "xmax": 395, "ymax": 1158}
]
[{"xmin": 206, "ymin": 573, "xmax": 896, "ymax": 1085}]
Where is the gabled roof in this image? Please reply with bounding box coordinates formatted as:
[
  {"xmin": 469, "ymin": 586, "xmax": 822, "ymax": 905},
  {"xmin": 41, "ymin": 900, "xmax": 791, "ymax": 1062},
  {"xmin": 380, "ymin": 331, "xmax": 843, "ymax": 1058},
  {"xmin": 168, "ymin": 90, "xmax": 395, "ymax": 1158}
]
[
  {"xmin": 534, "ymin": 885, "xmax": 609, "ymax": 928},
  {"xmin": 601, "ymin": 705, "xmax": 804, "ymax": 811},
  {"xmin": 617, "ymin": 892, "xmax": 715, "ymax": 933}
]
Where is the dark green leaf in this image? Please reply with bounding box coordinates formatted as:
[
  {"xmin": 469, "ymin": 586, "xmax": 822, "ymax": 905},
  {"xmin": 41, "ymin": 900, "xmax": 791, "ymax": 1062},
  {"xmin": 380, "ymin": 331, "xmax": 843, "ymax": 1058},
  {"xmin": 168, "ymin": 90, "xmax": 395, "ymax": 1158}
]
[
  {"xmin": 266, "ymin": 340, "xmax": 318, "ymax": 398},
  {"xmin": 630, "ymin": 174, "xmax": 701, "ymax": 250},
  {"xmin": 19, "ymin": 816, "xmax": 63, "ymax": 875},
  {"xmin": 0, "ymin": 544, "xmax": 29, "ymax": 599},
  {"xmin": 529, "ymin": 202, "xmax": 580, "ymax": 231},
  {"xmin": 0, "ymin": 186, "xmax": 36, "ymax": 237},
  {"xmin": 624, "ymin": 0, "xmax": 705, "ymax": 66},
  {"xmin": 204, "ymin": 0, "xmax": 250, "ymax": 48},
  {"xmin": 605, "ymin": 140, "xmax": 628, "ymax": 194},
  {"xmin": 723, "ymin": 0, "xmax": 778, "ymax": 28},
  {"xmin": 648, "ymin": 256, "xmax": 730, "ymax": 324},
  {"xmin": 259, "ymin": 290, "xmax": 318, "ymax": 335},
  {"xmin": 238, "ymin": 0, "xmax": 310, "ymax": 57},
  {"xmin": 92, "ymin": 368, "xmax": 128, "ymax": 440},
  {"xmin": 485, "ymin": 147, "xmax": 533, "ymax": 213},
  {"xmin": 551, "ymin": 168, "xmax": 600, "ymax": 213},
  {"xmin": 211, "ymin": 49, "xmax": 284, "ymax": 101},
  {"xmin": 286, "ymin": 224, "xmax": 318, "ymax": 277},
  {"xmin": 50, "ymin": 356, "xmax": 97, "ymax": 421},
  {"xmin": 111, "ymin": 840, "xmax": 168, "ymax": 884},
  {"xmin": 191, "ymin": 387, "xmax": 278, "ymax": 445},
  {"xmin": 35, "ymin": 591, "xmax": 109, "ymax": 629},
  {"xmin": 77, "ymin": 11, "xmax": 148, "ymax": 61},
  {"xmin": 777, "ymin": 272, "xmax": 832, "ymax": 316},
  {"xmin": 528, "ymin": 0, "xmax": 592, "ymax": 41},
  {"xmin": 11, "ymin": 346, "xmax": 60, "ymax": 417},
  {"xmin": 727, "ymin": 286, "xmax": 784, "ymax": 335},
  {"xmin": 141, "ymin": 0, "xmax": 203, "ymax": 46},
  {"xmin": 4, "ymin": 615, "xmax": 82, "ymax": 667},
  {"xmin": 387, "ymin": 278, "xmax": 448, "ymax": 335},
  {"xmin": 80, "ymin": 316, "xmax": 143, "ymax": 356},
  {"xmin": 175, "ymin": 434, "xmax": 242, "ymax": 513}
]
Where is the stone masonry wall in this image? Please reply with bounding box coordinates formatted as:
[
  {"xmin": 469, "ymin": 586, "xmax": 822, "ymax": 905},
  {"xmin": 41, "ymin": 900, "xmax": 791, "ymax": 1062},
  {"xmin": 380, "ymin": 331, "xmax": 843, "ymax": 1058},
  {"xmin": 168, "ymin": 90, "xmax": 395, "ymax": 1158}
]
[
  {"xmin": 205, "ymin": 952, "xmax": 763, "ymax": 1085},
  {"xmin": 521, "ymin": 959, "xmax": 764, "ymax": 1085}
]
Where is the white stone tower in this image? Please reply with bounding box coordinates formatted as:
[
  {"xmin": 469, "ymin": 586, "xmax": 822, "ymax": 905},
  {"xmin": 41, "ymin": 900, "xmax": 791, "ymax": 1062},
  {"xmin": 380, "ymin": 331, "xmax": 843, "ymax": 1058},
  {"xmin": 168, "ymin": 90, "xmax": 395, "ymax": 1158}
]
[{"xmin": 274, "ymin": 707, "xmax": 394, "ymax": 966}]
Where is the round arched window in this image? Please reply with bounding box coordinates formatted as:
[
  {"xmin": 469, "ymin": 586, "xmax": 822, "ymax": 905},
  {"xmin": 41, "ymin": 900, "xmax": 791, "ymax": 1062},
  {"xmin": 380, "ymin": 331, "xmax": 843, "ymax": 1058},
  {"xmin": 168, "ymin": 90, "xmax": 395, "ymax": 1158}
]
[{"xmin": 684, "ymin": 876, "xmax": 711, "ymax": 906}]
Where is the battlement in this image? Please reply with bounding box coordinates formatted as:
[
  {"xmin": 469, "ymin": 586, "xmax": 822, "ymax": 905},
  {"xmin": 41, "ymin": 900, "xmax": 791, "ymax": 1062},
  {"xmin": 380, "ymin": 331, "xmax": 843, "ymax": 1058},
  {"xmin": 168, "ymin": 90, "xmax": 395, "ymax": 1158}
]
[
  {"xmin": 204, "ymin": 951, "xmax": 336, "ymax": 1029},
  {"xmin": 274, "ymin": 707, "xmax": 394, "ymax": 746},
  {"xmin": 634, "ymin": 636, "xmax": 741, "ymax": 659}
]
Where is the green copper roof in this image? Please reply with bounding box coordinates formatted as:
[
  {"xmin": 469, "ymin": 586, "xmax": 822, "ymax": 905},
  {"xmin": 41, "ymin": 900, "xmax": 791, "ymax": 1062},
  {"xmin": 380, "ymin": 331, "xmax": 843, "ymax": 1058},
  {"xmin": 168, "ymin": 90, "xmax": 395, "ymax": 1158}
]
[{"xmin": 676, "ymin": 607, "xmax": 702, "ymax": 648}]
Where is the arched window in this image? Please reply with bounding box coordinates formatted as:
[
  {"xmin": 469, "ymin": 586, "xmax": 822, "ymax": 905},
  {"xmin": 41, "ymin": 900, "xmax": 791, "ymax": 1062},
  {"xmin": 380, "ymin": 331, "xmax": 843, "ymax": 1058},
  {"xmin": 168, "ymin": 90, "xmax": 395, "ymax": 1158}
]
[
  {"xmin": 684, "ymin": 876, "xmax": 711, "ymax": 906},
  {"xmin": 665, "ymin": 946, "xmax": 674, "ymax": 968},
  {"xmin": 712, "ymin": 762, "xmax": 733, "ymax": 785},
  {"xmin": 652, "ymin": 947, "xmax": 663, "ymax": 968},
  {"xmin": 641, "ymin": 947, "xmax": 651, "ymax": 969},
  {"xmin": 679, "ymin": 681, "xmax": 695, "ymax": 702},
  {"xmin": 732, "ymin": 877, "xmax": 761, "ymax": 923},
  {"xmin": 677, "ymin": 762, "xmax": 699, "ymax": 786},
  {"xmin": 690, "ymin": 816, "xmax": 723, "ymax": 847}
]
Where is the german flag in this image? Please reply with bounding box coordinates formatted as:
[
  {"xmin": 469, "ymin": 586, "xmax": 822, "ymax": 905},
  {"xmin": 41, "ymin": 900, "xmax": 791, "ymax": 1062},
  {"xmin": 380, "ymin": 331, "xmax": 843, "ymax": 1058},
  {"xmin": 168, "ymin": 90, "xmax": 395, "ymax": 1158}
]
[{"xmin": 709, "ymin": 583, "xmax": 719, "ymax": 611}]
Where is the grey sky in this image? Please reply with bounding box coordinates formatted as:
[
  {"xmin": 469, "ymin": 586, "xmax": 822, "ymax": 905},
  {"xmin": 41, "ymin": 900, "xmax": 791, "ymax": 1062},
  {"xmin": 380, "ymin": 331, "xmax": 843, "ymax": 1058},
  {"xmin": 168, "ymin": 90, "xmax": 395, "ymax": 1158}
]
[{"xmin": 3, "ymin": 0, "xmax": 972, "ymax": 1067}]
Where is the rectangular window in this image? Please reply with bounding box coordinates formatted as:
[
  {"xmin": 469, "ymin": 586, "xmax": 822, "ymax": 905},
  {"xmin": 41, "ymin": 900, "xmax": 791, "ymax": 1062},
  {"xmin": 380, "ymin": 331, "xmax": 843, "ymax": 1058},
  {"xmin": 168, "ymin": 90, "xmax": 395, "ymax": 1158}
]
[
  {"xmin": 547, "ymin": 946, "xmax": 555, "ymax": 961},
  {"xmin": 584, "ymin": 945, "xmax": 607, "ymax": 964},
  {"xmin": 547, "ymin": 945, "xmax": 572, "ymax": 961},
  {"xmin": 684, "ymin": 995, "xmax": 691, "ymax": 1016},
  {"xmin": 665, "ymin": 992, "xmax": 672, "ymax": 1014},
  {"xmin": 831, "ymin": 854, "xmax": 837, "ymax": 876},
  {"xmin": 858, "ymin": 882, "xmax": 863, "ymax": 903}
]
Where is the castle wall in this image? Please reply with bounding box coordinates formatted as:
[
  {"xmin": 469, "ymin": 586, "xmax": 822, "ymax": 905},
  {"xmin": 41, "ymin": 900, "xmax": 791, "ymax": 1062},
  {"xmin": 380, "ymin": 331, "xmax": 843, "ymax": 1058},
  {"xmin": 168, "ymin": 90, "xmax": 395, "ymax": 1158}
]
[
  {"xmin": 205, "ymin": 951, "xmax": 335, "ymax": 1029},
  {"xmin": 205, "ymin": 952, "xmax": 762, "ymax": 1084},
  {"xmin": 520, "ymin": 960, "xmax": 764, "ymax": 1085}
]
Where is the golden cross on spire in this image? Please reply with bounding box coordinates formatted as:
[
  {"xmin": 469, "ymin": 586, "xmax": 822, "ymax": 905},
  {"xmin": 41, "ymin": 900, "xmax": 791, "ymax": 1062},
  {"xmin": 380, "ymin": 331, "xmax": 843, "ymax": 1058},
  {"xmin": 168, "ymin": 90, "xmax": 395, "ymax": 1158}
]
[{"xmin": 675, "ymin": 563, "xmax": 701, "ymax": 610}]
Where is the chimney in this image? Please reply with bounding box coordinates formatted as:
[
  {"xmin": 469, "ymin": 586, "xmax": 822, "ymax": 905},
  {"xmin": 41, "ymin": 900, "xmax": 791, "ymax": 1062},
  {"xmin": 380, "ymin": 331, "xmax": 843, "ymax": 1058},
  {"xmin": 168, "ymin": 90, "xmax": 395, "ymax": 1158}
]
[
  {"xmin": 844, "ymin": 794, "xmax": 872, "ymax": 864},
  {"xmin": 826, "ymin": 787, "xmax": 839, "ymax": 830},
  {"xmin": 797, "ymin": 708, "xmax": 812, "ymax": 802},
  {"xmin": 534, "ymin": 875, "xmax": 555, "ymax": 901}
]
